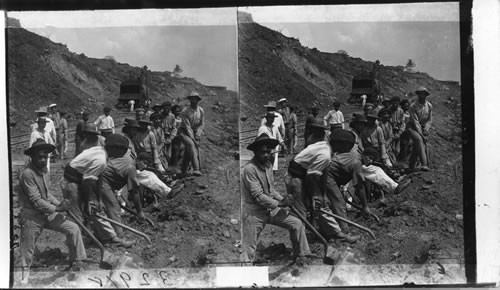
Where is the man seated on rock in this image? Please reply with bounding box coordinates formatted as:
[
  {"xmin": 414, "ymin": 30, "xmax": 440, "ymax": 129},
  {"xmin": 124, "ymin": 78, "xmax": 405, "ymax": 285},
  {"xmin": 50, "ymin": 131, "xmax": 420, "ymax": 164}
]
[
  {"xmin": 286, "ymin": 119, "xmax": 360, "ymax": 244},
  {"xmin": 178, "ymin": 92, "xmax": 205, "ymax": 177},
  {"xmin": 361, "ymin": 113, "xmax": 391, "ymax": 167},
  {"xmin": 241, "ymin": 133, "xmax": 311, "ymax": 265},
  {"xmin": 18, "ymin": 139, "xmax": 86, "ymax": 283},
  {"xmin": 100, "ymin": 134, "xmax": 145, "ymax": 236},
  {"xmin": 136, "ymin": 120, "xmax": 163, "ymax": 173},
  {"xmin": 62, "ymin": 125, "xmax": 134, "ymax": 248}
]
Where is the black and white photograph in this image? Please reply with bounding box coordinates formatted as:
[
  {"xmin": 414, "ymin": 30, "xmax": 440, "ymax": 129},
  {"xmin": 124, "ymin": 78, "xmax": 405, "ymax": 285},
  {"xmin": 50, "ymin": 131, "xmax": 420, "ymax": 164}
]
[
  {"xmin": 7, "ymin": 8, "xmax": 240, "ymax": 287},
  {"xmin": 238, "ymin": 2, "xmax": 470, "ymax": 286}
]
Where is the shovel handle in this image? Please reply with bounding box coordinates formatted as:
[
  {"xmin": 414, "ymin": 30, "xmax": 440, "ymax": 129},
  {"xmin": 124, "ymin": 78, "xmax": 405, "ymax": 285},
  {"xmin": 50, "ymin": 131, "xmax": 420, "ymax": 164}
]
[
  {"xmin": 93, "ymin": 213, "xmax": 152, "ymax": 244},
  {"xmin": 319, "ymin": 209, "xmax": 376, "ymax": 240},
  {"xmin": 119, "ymin": 204, "xmax": 155, "ymax": 227},
  {"xmin": 290, "ymin": 205, "xmax": 328, "ymax": 247},
  {"xmin": 66, "ymin": 210, "xmax": 106, "ymax": 260}
]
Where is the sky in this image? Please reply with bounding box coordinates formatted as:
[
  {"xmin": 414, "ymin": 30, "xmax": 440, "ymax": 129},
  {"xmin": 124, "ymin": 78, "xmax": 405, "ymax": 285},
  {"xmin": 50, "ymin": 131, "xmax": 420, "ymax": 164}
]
[
  {"xmin": 8, "ymin": 9, "xmax": 238, "ymax": 90},
  {"xmin": 241, "ymin": 2, "xmax": 460, "ymax": 82}
]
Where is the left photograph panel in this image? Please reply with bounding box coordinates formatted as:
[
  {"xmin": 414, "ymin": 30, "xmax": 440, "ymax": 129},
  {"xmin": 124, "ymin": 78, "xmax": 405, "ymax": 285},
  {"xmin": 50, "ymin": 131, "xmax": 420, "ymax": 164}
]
[{"xmin": 7, "ymin": 9, "xmax": 240, "ymax": 287}]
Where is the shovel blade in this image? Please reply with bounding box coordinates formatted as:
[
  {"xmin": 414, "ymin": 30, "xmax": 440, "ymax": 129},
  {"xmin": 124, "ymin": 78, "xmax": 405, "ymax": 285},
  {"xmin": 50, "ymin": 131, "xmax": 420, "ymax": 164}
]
[
  {"xmin": 323, "ymin": 244, "xmax": 338, "ymax": 265},
  {"xmin": 99, "ymin": 249, "xmax": 116, "ymax": 270}
]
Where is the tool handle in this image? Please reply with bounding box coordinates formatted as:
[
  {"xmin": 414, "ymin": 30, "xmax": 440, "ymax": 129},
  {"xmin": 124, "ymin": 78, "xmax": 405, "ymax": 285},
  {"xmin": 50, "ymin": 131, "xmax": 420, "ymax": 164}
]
[
  {"xmin": 119, "ymin": 204, "xmax": 155, "ymax": 227},
  {"xmin": 93, "ymin": 213, "xmax": 152, "ymax": 244},
  {"xmin": 290, "ymin": 205, "xmax": 328, "ymax": 247},
  {"xmin": 66, "ymin": 210, "xmax": 106, "ymax": 256},
  {"xmin": 319, "ymin": 209, "xmax": 376, "ymax": 240}
]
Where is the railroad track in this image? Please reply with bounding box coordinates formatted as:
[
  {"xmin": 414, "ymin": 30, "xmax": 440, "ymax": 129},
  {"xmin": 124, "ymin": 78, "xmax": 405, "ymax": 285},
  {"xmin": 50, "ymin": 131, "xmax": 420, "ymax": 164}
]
[{"xmin": 10, "ymin": 111, "xmax": 135, "ymax": 149}]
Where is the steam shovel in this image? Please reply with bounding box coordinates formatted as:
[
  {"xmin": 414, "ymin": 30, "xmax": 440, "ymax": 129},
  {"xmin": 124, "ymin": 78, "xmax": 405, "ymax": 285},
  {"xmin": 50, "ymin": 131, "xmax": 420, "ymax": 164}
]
[
  {"xmin": 290, "ymin": 205, "xmax": 336, "ymax": 265},
  {"xmin": 66, "ymin": 210, "xmax": 115, "ymax": 269}
]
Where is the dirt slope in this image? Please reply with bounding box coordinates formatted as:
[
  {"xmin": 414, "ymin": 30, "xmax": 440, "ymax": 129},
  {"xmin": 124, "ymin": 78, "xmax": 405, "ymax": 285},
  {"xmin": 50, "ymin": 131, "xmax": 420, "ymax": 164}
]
[{"xmin": 238, "ymin": 16, "xmax": 464, "ymax": 284}]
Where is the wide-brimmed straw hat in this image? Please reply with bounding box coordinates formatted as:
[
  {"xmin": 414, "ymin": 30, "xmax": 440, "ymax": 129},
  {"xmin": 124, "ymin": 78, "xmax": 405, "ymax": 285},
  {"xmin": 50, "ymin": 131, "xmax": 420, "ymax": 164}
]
[
  {"xmin": 366, "ymin": 113, "xmax": 379, "ymax": 120},
  {"xmin": 415, "ymin": 87, "xmax": 430, "ymax": 96},
  {"xmin": 351, "ymin": 113, "xmax": 368, "ymax": 124},
  {"xmin": 187, "ymin": 91, "xmax": 201, "ymax": 101},
  {"xmin": 35, "ymin": 107, "xmax": 48, "ymax": 114},
  {"xmin": 24, "ymin": 138, "xmax": 55, "ymax": 156},
  {"xmin": 81, "ymin": 124, "xmax": 100, "ymax": 135},
  {"xmin": 247, "ymin": 133, "xmax": 280, "ymax": 152},
  {"xmin": 264, "ymin": 101, "xmax": 277, "ymax": 109},
  {"xmin": 309, "ymin": 118, "xmax": 327, "ymax": 130},
  {"xmin": 278, "ymin": 98, "xmax": 287, "ymax": 103}
]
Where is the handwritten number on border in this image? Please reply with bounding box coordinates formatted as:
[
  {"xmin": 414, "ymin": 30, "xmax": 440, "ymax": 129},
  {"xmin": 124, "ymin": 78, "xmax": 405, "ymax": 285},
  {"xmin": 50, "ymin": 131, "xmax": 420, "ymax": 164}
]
[
  {"xmin": 88, "ymin": 277, "xmax": 103, "ymax": 287},
  {"xmin": 120, "ymin": 272, "xmax": 131, "ymax": 288},
  {"xmin": 158, "ymin": 270, "xmax": 168, "ymax": 284},
  {"xmin": 106, "ymin": 275, "xmax": 119, "ymax": 288},
  {"xmin": 141, "ymin": 272, "xmax": 150, "ymax": 286}
]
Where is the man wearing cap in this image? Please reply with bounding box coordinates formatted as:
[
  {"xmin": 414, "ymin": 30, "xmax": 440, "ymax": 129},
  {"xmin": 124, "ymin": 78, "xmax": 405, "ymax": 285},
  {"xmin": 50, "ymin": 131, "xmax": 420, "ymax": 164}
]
[
  {"xmin": 62, "ymin": 124, "xmax": 134, "ymax": 247},
  {"xmin": 323, "ymin": 101, "xmax": 345, "ymax": 131},
  {"xmin": 258, "ymin": 112, "xmax": 286, "ymax": 171},
  {"xmin": 136, "ymin": 120, "xmax": 163, "ymax": 172},
  {"xmin": 32, "ymin": 107, "xmax": 57, "ymax": 148},
  {"xmin": 261, "ymin": 101, "xmax": 285, "ymax": 138},
  {"xmin": 18, "ymin": 139, "xmax": 86, "ymax": 279},
  {"xmin": 78, "ymin": 123, "xmax": 106, "ymax": 154},
  {"xmin": 48, "ymin": 104, "xmax": 61, "ymax": 158},
  {"xmin": 135, "ymin": 108, "xmax": 146, "ymax": 121},
  {"xmin": 241, "ymin": 133, "xmax": 311, "ymax": 264},
  {"xmin": 58, "ymin": 111, "xmax": 68, "ymax": 159},
  {"xmin": 75, "ymin": 111, "xmax": 90, "ymax": 157},
  {"xmin": 121, "ymin": 118, "xmax": 141, "ymax": 161},
  {"xmin": 389, "ymin": 96, "xmax": 406, "ymax": 156},
  {"xmin": 304, "ymin": 106, "xmax": 320, "ymax": 147},
  {"xmin": 361, "ymin": 113, "xmax": 390, "ymax": 167},
  {"xmin": 29, "ymin": 117, "xmax": 55, "ymax": 172},
  {"xmin": 277, "ymin": 98, "xmax": 291, "ymax": 153},
  {"xmin": 160, "ymin": 102, "xmax": 177, "ymax": 161},
  {"xmin": 178, "ymin": 92, "xmax": 205, "ymax": 176},
  {"xmin": 100, "ymin": 134, "xmax": 145, "ymax": 235},
  {"xmin": 94, "ymin": 107, "xmax": 115, "ymax": 138},
  {"xmin": 407, "ymin": 87, "xmax": 432, "ymax": 171}
]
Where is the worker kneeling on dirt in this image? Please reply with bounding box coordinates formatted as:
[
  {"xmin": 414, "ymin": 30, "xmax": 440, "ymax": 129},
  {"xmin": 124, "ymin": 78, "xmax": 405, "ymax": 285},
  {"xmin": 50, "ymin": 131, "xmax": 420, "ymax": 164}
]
[
  {"xmin": 241, "ymin": 133, "xmax": 311, "ymax": 264},
  {"xmin": 18, "ymin": 139, "xmax": 87, "ymax": 282},
  {"xmin": 62, "ymin": 125, "xmax": 134, "ymax": 248},
  {"xmin": 286, "ymin": 119, "xmax": 360, "ymax": 244},
  {"xmin": 101, "ymin": 134, "xmax": 145, "ymax": 236}
]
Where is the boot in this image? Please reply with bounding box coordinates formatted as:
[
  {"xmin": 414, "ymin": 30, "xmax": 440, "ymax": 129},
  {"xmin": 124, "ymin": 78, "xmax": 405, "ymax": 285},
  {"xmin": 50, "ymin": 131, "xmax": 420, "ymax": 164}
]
[{"xmin": 108, "ymin": 236, "xmax": 135, "ymax": 248}]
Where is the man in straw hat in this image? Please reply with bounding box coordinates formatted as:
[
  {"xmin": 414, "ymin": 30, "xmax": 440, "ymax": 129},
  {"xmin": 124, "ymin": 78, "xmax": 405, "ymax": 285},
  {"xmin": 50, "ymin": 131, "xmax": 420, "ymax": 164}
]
[
  {"xmin": 18, "ymin": 139, "xmax": 86, "ymax": 282},
  {"xmin": 94, "ymin": 107, "xmax": 115, "ymax": 138},
  {"xmin": 62, "ymin": 124, "xmax": 134, "ymax": 248},
  {"xmin": 361, "ymin": 112, "xmax": 390, "ymax": 167},
  {"xmin": 389, "ymin": 96, "xmax": 406, "ymax": 156},
  {"xmin": 29, "ymin": 116, "xmax": 55, "ymax": 173},
  {"xmin": 258, "ymin": 112, "xmax": 286, "ymax": 171},
  {"xmin": 286, "ymin": 120, "xmax": 360, "ymax": 243},
  {"xmin": 261, "ymin": 101, "xmax": 285, "ymax": 139},
  {"xmin": 277, "ymin": 98, "xmax": 291, "ymax": 152},
  {"xmin": 241, "ymin": 133, "xmax": 311, "ymax": 264},
  {"xmin": 122, "ymin": 118, "xmax": 141, "ymax": 161},
  {"xmin": 32, "ymin": 106, "xmax": 57, "ymax": 147},
  {"xmin": 178, "ymin": 91, "xmax": 204, "ymax": 176},
  {"xmin": 137, "ymin": 120, "xmax": 163, "ymax": 172},
  {"xmin": 406, "ymin": 86, "xmax": 432, "ymax": 171}
]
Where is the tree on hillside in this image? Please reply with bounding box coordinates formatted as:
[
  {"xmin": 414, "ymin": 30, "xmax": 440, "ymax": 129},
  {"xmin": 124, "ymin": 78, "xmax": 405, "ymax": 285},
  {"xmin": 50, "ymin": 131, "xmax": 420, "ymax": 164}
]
[
  {"xmin": 405, "ymin": 59, "xmax": 416, "ymax": 72},
  {"xmin": 173, "ymin": 64, "xmax": 183, "ymax": 78},
  {"xmin": 337, "ymin": 50, "xmax": 349, "ymax": 56}
]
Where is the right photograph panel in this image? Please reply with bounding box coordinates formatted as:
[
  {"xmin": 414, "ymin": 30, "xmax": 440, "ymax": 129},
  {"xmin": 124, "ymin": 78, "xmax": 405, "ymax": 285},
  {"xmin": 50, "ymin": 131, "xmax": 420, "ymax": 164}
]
[{"xmin": 238, "ymin": 3, "xmax": 465, "ymax": 286}]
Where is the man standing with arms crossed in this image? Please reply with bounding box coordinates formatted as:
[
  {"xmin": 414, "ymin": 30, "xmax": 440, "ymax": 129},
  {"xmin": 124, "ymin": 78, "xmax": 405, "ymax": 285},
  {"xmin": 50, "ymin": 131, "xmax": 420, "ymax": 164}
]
[{"xmin": 94, "ymin": 107, "xmax": 115, "ymax": 138}]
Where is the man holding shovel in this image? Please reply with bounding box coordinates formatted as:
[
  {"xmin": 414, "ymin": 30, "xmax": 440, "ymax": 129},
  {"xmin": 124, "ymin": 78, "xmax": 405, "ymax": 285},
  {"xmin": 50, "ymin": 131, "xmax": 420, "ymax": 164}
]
[
  {"xmin": 407, "ymin": 87, "xmax": 432, "ymax": 171},
  {"xmin": 18, "ymin": 139, "xmax": 86, "ymax": 283},
  {"xmin": 178, "ymin": 91, "xmax": 204, "ymax": 177},
  {"xmin": 286, "ymin": 119, "xmax": 360, "ymax": 244},
  {"xmin": 62, "ymin": 125, "xmax": 134, "ymax": 248},
  {"xmin": 241, "ymin": 133, "xmax": 311, "ymax": 265}
]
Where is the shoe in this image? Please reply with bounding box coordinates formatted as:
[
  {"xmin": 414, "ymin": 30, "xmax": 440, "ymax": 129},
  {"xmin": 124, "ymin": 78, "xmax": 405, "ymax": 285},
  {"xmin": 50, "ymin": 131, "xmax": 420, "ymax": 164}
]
[
  {"xmin": 108, "ymin": 236, "xmax": 135, "ymax": 248},
  {"xmin": 192, "ymin": 170, "xmax": 202, "ymax": 176},
  {"xmin": 332, "ymin": 232, "xmax": 361, "ymax": 244},
  {"xmin": 420, "ymin": 166, "xmax": 430, "ymax": 172},
  {"xmin": 293, "ymin": 255, "xmax": 312, "ymax": 266},
  {"xmin": 394, "ymin": 179, "xmax": 411, "ymax": 195}
]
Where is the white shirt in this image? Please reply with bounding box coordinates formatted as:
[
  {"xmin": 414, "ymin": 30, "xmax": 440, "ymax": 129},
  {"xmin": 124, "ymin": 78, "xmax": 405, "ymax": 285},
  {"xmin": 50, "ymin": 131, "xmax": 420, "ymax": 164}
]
[
  {"xmin": 29, "ymin": 129, "xmax": 54, "ymax": 147},
  {"xmin": 32, "ymin": 118, "xmax": 56, "ymax": 141},
  {"xmin": 69, "ymin": 146, "xmax": 107, "ymax": 181},
  {"xmin": 94, "ymin": 115, "xmax": 115, "ymax": 132},
  {"xmin": 260, "ymin": 111, "xmax": 285, "ymax": 134},
  {"xmin": 323, "ymin": 110, "xmax": 345, "ymax": 128},
  {"xmin": 258, "ymin": 124, "xmax": 283, "ymax": 143},
  {"xmin": 294, "ymin": 141, "xmax": 332, "ymax": 176}
]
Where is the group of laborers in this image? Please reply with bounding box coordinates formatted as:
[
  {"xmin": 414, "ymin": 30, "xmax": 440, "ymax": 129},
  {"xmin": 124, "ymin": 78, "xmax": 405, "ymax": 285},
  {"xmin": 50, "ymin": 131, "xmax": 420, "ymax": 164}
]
[
  {"xmin": 242, "ymin": 86, "xmax": 432, "ymax": 264},
  {"xmin": 17, "ymin": 91, "xmax": 204, "ymax": 283}
]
